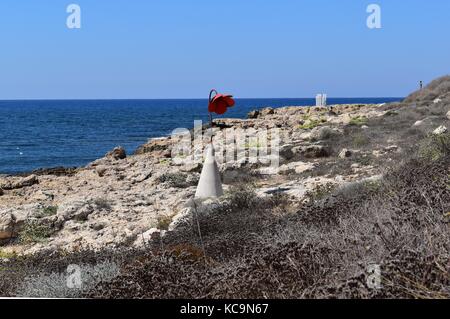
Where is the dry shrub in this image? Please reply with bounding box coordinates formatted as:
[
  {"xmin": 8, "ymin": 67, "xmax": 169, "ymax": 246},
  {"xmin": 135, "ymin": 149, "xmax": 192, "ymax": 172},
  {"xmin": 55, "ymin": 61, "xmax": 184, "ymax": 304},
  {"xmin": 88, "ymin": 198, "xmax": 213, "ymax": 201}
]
[
  {"xmin": 84, "ymin": 135, "xmax": 449, "ymax": 299},
  {"xmin": 0, "ymin": 249, "xmax": 132, "ymax": 297},
  {"xmin": 4, "ymin": 139, "xmax": 448, "ymax": 298}
]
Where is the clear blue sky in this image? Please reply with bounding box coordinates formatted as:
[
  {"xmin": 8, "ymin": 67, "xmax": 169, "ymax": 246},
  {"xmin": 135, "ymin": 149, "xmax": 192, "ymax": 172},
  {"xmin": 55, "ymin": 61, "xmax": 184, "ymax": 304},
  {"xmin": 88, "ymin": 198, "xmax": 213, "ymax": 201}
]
[{"xmin": 0, "ymin": 0, "xmax": 449, "ymax": 99}]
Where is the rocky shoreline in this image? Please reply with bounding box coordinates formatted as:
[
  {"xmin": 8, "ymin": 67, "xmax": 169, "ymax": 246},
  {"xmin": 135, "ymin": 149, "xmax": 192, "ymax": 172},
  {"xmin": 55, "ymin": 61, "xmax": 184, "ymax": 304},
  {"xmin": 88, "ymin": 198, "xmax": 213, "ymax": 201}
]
[
  {"xmin": 1, "ymin": 76, "xmax": 450, "ymax": 298},
  {"xmin": 1, "ymin": 96, "xmax": 449, "ymax": 256}
]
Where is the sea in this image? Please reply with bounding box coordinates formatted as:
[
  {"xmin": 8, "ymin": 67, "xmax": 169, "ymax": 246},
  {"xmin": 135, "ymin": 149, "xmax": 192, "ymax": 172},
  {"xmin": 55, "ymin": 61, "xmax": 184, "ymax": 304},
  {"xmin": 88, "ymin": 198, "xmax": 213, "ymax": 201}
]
[{"xmin": 0, "ymin": 98, "xmax": 401, "ymax": 174}]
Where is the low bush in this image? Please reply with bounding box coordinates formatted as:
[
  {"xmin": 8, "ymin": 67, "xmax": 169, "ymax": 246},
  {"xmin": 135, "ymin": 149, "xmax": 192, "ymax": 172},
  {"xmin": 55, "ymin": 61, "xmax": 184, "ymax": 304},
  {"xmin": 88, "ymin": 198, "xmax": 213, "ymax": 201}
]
[
  {"xmin": 18, "ymin": 220, "xmax": 54, "ymax": 244},
  {"xmin": 156, "ymin": 215, "xmax": 173, "ymax": 231},
  {"xmin": 299, "ymin": 118, "xmax": 325, "ymax": 130},
  {"xmin": 419, "ymin": 133, "xmax": 450, "ymax": 161},
  {"xmin": 158, "ymin": 172, "xmax": 192, "ymax": 188},
  {"xmin": 349, "ymin": 116, "xmax": 369, "ymax": 126},
  {"xmin": 40, "ymin": 206, "xmax": 58, "ymax": 217}
]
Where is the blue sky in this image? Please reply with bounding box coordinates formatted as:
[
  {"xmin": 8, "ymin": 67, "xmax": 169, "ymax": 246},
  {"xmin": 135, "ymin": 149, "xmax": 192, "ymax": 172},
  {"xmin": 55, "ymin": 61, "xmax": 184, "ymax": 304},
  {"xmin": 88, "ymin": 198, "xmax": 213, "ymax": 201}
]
[{"xmin": 0, "ymin": 0, "xmax": 449, "ymax": 99}]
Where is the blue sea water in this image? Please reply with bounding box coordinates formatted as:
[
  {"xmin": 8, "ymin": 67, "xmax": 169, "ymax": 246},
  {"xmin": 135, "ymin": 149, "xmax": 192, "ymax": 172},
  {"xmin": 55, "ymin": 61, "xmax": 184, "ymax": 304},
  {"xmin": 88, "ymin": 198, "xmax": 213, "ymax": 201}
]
[{"xmin": 0, "ymin": 98, "xmax": 401, "ymax": 174}]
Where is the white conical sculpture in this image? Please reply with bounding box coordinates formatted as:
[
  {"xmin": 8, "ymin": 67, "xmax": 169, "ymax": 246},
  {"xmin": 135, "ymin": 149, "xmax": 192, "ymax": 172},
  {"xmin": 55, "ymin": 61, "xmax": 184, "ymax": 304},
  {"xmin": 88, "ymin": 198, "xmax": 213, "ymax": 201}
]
[{"xmin": 195, "ymin": 144, "xmax": 223, "ymax": 198}]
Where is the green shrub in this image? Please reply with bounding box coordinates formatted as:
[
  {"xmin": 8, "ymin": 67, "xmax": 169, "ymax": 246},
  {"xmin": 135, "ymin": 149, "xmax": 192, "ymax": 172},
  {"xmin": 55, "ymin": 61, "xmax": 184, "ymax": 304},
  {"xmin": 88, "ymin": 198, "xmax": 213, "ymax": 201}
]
[
  {"xmin": 37, "ymin": 206, "xmax": 58, "ymax": 218},
  {"xmin": 19, "ymin": 220, "xmax": 53, "ymax": 244},
  {"xmin": 223, "ymin": 185, "xmax": 258, "ymax": 210},
  {"xmin": 299, "ymin": 119, "xmax": 324, "ymax": 130},
  {"xmin": 355, "ymin": 155, "xmax": 372, "ymax": 166},
  {"xmin": 419, "ymin": 133, "xmax": 450, "ymax": 161},
  {"xmin": 363, "ymin": 179, "xmax": 382, "ymax": 192},
  {"xmin": 349, "ymin": 116, "xmax": 368, "ymax": 126},
  {"xmin": 305, "ymin": 183, "xmax": 336, "ymax": 203},
  {"xmin": 156, "ymin": 215, "xmax": 173, "ymax": 230},
  {"xmin": 159, "ymin": 159, "xmax": 170, "ymax": 165},
  {"xmin": 0, "ymin": 250, "xmax": 17, "ymax": 259},
  {"xmin": 384, "ymin": 110, "xmax": 399, "ymax": 117}
]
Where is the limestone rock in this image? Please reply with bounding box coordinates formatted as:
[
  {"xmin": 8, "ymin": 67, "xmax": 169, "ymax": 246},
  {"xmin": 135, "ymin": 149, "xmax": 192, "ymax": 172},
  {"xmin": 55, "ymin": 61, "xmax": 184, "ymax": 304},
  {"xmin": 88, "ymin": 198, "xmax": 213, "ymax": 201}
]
[
  {"xmin": 277, "ymin": 161, "xmax": 315, "ymax": 175},
  {"xmin": 384, "ymin": 145, "xmax": 399, "ymax": 152},
  {"xmin": 213, "ymin": 118, "xmax": 249, "ymax": 129},
  {"xmin": 310, "ymin": 126, "xmax": 340, "ymax": 141},
  {"xmin": 279, "ymin": 144, "xmax": 295, "ymax": 161},
  {"xmin": 106, "ymin": 146, "xmax": 126, "ymax": 160},
  {"xmin": 179, "ymin": 163, "xmax": 202, "ymax": 173},
  {"xmin": 247, "ymin": 110, "xmax": 260, "ymax": 119},
  {"xmin": 133, "ymin": 228, "xmax": 161, "ymax": 247},
  {"xmin": 96, "ymin": 166, "xmax": 107, "ymax": 177},
  {"xmin": 0, "ymin": 205, "xmax": 37, "ymax": 241},
  {"xmin": 260, "ymin": 107, "xmax": 275, "ymax": 117},
  {"xmin": 89, "ymin": 222, "xmax": 106, "ymax": 231},
  {"xmin": 302, "ymin": 145, "xmax": 331, "ymax": 158},
  {"xmin": 0, "ymin": 214, "xmax": 14, "ymax": 240},
  {"xmin": 134, "ymin": 137, "xmax": 171, "ymax": 155},
  {"xmin": 168, "ymin": 207, "xmax": 191, "ymax": 231},
  {"xmin": 0, "ymin": 175, "xmax": 39, "ymax": 190},
  {"xmin": 433, "ymin": 125, "xmax": 448, "ymax": 135},
  {"xmin": 258, "ymin": 166, "xmax": 280, "ymax": 175},
  {"xmin": 57, "ymin": 200, "xmax": 95, "ymax": 223},
  {"xmin": 338, "ymin": 149, "xmax": 352, "ymax": 159},
  {"xmin": 294, "ymin": 162, "xmax": 315, "ymax": 174}
]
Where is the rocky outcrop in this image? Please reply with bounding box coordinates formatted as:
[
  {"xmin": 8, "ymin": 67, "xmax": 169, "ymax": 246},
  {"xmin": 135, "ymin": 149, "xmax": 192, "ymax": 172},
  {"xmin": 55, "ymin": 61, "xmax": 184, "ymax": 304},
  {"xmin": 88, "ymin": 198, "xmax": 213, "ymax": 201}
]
[
  {"xmin": 433, "ymin": 125, "xmax": 448, "ymax": 135},
  {"xmin": 134, "ymin": 137, "xmax": 172, "ymax": 156},
  {"xmin": 0, "ymin": 175, "xmax": 38, "ymax": 191},
  {"xmin": 0, "ymin": 214, "xmax": 14, "ymax": 240},
  {"xmin": 247, "ymin": 110, "xmax": 259, "ymax": 119},
  {"xmin": 301, "ymin": 145, "xmax": 331, "ymax": 158},
  {"xmin": 0, "ymin": 205, "xmax": 38, "ymax": 241},
  {"xmin": 26, "ymin": 167, "xmax": 78, "ymax": 177},
  {"xmin": 309, "ymin": 126, "xmax": 341, "ymax": 141},
  {"xmin": 339, "ymin": 149, "xmax": 352, "ymax": 159},
  {"xmin": 106, "ymin": 146, "xmax": 127, "ymax": 160}
]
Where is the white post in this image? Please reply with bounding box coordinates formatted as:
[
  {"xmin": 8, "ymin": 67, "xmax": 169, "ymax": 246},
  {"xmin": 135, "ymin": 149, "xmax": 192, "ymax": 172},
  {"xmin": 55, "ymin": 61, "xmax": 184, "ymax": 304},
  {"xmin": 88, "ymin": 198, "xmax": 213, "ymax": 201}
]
[
  {"xmin": 316, "ymin": 93, "xmax": 327, "ymax": 107},
  {"xmin": 316, "ymin": 94, "xmax": 322, "ymax": 107},
  {"xmin": 195, "ymin": 145, "xmax": 224, "ymax": 199}
]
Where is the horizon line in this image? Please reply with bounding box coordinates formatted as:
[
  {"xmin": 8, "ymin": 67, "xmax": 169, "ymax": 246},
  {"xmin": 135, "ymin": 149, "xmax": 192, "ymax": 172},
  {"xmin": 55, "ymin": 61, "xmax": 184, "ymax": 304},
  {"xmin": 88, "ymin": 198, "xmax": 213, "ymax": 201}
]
[{"xmin": 0, "ymin": 96, "xmax": 404, "ymax": 102}]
